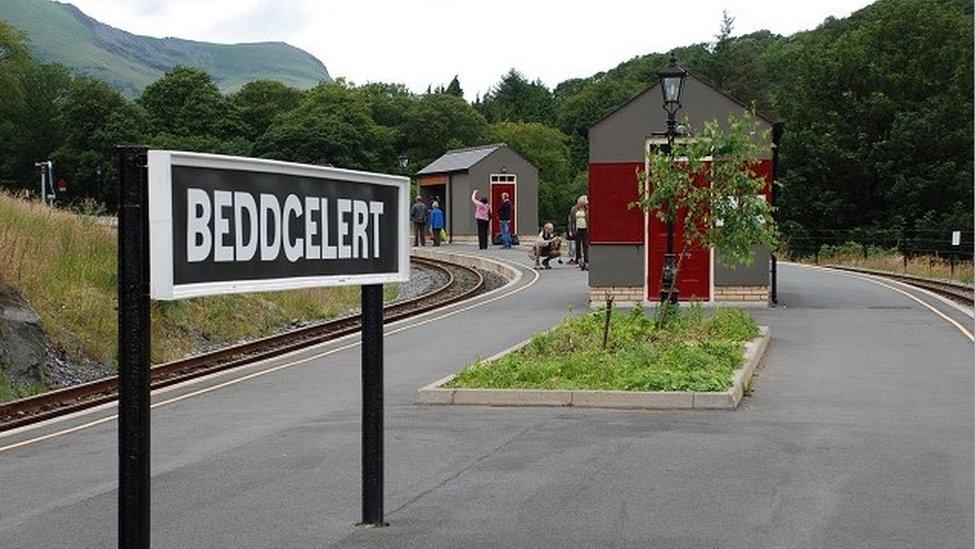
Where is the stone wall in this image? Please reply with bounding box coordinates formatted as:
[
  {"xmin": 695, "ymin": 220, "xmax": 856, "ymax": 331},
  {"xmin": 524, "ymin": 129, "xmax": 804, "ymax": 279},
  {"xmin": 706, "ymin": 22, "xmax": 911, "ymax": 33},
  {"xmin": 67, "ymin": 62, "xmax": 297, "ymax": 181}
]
[
  {"xmin": 713, "ymin": 285, "xmax": 769, "ymax": 303},
  {"xmin": 589, "ymin": 286, "xmax": 644, "ymax": 307},
  {"xmin": 589, "ymin": 285, "xmax": 770, "ymax": 307}
]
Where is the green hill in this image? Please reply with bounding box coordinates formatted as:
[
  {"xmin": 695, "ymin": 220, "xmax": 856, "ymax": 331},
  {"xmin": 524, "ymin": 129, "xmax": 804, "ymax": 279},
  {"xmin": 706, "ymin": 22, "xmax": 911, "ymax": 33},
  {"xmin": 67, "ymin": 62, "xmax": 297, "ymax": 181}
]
[{"xmin": 0, "ymin": 0, "xmax": 331, "ymax": 97}]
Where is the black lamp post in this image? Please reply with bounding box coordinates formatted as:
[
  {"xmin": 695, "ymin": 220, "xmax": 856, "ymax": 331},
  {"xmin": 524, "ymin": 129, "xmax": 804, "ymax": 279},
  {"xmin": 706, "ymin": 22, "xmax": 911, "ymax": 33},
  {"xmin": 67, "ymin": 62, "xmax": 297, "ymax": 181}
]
[{"xmin": 657, "ymin": 52, "xmax": 687, "ymax": 304}]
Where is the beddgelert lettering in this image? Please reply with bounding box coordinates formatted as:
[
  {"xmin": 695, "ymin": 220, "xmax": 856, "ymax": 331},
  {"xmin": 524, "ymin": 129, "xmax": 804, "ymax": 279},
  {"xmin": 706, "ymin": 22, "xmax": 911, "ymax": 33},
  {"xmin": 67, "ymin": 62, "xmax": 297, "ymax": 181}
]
[{"xmin": 187, "ymin": 188, "xmax": 386, "ymax": 263}]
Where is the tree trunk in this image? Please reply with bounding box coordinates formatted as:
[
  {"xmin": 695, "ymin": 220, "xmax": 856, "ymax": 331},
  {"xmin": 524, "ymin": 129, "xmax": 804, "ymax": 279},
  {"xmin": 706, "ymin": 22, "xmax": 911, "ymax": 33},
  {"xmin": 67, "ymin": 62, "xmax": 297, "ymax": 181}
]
[{"xmin": 602, "ymin": 293, "xmax": 614, "ymax": 350}]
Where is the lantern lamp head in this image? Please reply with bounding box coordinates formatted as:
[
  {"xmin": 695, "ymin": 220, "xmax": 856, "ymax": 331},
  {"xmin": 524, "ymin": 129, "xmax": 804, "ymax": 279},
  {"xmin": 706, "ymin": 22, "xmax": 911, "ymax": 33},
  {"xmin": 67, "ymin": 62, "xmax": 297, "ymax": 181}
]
[{"xmin": 658, "ymin": 52, "xmax": 687, "ymax": 115}]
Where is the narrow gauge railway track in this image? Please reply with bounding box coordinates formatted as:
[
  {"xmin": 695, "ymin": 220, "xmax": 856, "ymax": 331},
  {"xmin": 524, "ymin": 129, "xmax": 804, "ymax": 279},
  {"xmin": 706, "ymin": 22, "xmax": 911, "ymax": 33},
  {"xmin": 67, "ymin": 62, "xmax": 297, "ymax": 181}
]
[
  {"xmin": 824, "ymin": 264, "xmax": 974, "ymax": 307},
  {"xmin": 0, "ymin": 256, "xmax": 484, "ymax": 432}
]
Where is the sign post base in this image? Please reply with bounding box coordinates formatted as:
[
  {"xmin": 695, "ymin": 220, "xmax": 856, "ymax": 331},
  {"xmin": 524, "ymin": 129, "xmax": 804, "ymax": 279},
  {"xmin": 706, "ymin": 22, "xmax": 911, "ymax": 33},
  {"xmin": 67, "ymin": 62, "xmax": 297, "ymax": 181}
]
[{"xmin": 361, "ymin": 284, "xmax": 386, "ymax": 527}]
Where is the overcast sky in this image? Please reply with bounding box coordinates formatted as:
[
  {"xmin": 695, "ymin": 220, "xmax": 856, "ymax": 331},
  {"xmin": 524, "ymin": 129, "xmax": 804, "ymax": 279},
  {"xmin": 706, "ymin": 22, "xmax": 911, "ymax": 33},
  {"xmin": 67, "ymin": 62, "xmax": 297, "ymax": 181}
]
[{"xmin": 68, "ymin": 0, "xmax": 874, "ymax": 99}]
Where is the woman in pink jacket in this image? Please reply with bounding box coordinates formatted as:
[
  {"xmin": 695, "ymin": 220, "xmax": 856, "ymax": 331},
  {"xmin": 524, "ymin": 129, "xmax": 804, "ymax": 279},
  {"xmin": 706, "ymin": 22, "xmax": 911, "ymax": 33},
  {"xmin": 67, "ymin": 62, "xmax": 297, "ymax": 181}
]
[{"xmin": 471, "ymin": 190, "xmax": 492, "ymax": 249}]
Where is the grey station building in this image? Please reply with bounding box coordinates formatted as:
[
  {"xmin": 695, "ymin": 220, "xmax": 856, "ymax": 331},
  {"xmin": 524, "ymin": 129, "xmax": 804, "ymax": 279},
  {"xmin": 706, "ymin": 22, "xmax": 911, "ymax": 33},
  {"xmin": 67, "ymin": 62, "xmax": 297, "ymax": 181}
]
[
  {"xmin": 416, "ymin": 144, "xmax": 539, "ymax": 244},
  {"xmin": 587, "ymin": 73, "xmax": 780, "ymax": 307}
]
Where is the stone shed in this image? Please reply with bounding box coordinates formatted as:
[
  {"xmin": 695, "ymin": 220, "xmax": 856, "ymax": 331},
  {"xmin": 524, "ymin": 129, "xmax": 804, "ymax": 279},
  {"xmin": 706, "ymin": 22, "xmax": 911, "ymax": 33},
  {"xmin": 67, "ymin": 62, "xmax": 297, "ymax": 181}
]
[{"xmin": 415, "ymin": 144, "xmax": 539, "ymax": 244}]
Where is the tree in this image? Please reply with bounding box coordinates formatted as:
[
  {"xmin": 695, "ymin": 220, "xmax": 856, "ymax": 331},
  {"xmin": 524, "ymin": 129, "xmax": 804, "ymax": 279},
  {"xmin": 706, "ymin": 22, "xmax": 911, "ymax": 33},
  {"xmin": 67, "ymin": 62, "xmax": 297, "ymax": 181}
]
[
  {"xmin": 540, "ymin": 171, "xmax": 587, "ymax": 230},
  {"xmin": 491, "ymin": 122, "xmax": 571, "ymax": 183},
  {"xmin": 401, "ymin": 92, "xmax": 492, "ymax": 169},
  {"xmin": 708, "ymin": 11, "xmax": 735, "ymax": 90},
  {"xmin": 773, "ymin": 0, "xmax": 973, "ymax": 252},
  {"xmin": 0, "ymin": 63, "xmax": 72, "ymax": 192},
  {"xmin": 232, "ymin": 80, "xmax": 303, "ymax": 141},
  {"xmin": 358, "ymin": 82, "xmax": 414, "ymax": 128},
  {"xmin": 634, "ymin": 114, "xmax": 778, "ymax": 319},
  {"xmin": 445, "ymin": 75, "xmax": 463, "ymax": 98},
  {"xmin": 252, "ymin": 81, "xmax": 395, "ymax": 172},
  {"xmin": 356, "ymin": 82, "xmax": 416, "ymax": 164},
  {"xmin": 53, "ymin": 76, "xmax": 145, "ymax": 207},
  {"xmin": 138, "ymin": 66, "xmax": 234, "ymax": 138},
  {"xmin": 478, "ymin": 69, "xmax": 555, "ymax": 125}
]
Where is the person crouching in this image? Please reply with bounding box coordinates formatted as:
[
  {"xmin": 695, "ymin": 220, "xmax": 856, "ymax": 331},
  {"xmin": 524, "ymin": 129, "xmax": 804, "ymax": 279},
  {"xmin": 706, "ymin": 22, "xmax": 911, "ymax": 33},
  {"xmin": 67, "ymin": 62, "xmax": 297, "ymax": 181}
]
[{"xmin": 532, "ymin": 222, "xmax": 561, "ymax": 269}]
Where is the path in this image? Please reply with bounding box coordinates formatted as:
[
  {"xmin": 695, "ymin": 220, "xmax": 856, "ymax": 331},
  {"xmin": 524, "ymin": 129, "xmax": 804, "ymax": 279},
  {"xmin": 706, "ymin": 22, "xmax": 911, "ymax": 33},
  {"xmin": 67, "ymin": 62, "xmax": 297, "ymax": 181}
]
[{"xmin": 0, "ymin": 248, "xmax": 971, "ymax": 547}]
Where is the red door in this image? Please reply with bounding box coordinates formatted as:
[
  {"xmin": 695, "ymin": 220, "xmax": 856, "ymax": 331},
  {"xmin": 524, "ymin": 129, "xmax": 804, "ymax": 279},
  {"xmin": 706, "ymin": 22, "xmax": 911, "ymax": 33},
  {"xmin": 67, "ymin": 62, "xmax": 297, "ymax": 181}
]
[
  {"xmin": 646, "ymin": 167, "xmax": 711, "ymax": 301},
  {"xmin": 647, "ymin": 213, "xmax": 710, "ymax": 301},
  {"xmin": 490, "ymin": 179, "xmax": 516, "ymax": 237}
]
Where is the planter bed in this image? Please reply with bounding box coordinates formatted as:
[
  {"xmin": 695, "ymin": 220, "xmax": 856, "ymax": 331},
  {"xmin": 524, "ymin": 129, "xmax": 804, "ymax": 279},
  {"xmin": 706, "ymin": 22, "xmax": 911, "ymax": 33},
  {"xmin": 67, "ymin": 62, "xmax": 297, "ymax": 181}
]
[{"xmin": 416, "ymin": 307, "xmax": 770, "ymax": 410}]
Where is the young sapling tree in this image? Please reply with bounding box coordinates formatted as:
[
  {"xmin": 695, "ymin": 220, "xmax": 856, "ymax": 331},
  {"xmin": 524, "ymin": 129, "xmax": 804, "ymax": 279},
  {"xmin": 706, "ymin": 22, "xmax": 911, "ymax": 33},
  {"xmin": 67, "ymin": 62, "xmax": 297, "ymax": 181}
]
[{"xmin": 632, "ymin": 112, "xmax": 779, "ymax": 325}]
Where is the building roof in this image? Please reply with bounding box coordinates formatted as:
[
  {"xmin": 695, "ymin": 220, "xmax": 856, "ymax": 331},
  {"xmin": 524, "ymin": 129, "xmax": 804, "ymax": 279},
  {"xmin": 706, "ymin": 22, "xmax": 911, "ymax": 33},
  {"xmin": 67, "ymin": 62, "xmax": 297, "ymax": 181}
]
[
  {"xmin": 416, "ymin": 143, "xmax": 506, "ymax": 175},
  {"xmin": 587, "ymin": 71, "xmax": 775, "ymax": 130}
]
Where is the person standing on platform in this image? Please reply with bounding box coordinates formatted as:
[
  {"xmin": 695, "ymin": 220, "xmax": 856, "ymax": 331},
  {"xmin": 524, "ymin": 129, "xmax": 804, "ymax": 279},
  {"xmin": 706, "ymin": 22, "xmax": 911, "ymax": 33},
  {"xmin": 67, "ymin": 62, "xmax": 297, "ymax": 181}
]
[
  {"xmin": 566, "ymin": 203, "xmax": 578, "ymax": 265},
  {"xmin": 411, "ymin": 196, "xmax": 429, "ymax": 247},
  {"xmin": 574, "ymin": 195, "xmax": 589, "ymax": 270},
  {"xmin": 429, "ymin": 201, "xmax": 445, "ymax": 247},
  {"xmin": 471, "ymin": 189, "xmax": 491, "ymax": 250},
  {"xmin": 498, "ymin": 192, "xmax": 513, "ymax": 249}
]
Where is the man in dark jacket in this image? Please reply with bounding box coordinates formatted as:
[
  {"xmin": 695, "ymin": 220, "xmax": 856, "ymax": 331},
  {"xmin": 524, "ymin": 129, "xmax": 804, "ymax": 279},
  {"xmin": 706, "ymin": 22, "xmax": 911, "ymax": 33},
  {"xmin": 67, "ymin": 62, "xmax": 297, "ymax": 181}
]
[
  {"xmin": 410, "ymin": 197, "xmax": 429, "ymax": 247},
  {"xmin": 498, "ymin": 192, "xmax": 513, "ymax": 248}
]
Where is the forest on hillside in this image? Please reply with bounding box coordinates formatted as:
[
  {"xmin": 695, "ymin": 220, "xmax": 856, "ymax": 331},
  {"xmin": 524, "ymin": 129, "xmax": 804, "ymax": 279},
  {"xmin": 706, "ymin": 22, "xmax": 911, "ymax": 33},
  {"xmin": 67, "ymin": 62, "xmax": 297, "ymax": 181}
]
[{"xmin": 0, "ymin": 0, "xmax": 972, "ymax": 257}]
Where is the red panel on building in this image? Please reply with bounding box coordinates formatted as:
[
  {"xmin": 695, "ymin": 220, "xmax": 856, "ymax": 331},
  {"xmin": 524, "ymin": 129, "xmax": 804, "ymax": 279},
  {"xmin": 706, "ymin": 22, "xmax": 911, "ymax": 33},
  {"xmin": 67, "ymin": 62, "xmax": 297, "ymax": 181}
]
[
  {"xmin": 588, "ymin": 162, "xmax": 644, "ymax": 244},
  {"xmin": 753, "ymin": 158, "xmax": 773, "ymax": 199}
]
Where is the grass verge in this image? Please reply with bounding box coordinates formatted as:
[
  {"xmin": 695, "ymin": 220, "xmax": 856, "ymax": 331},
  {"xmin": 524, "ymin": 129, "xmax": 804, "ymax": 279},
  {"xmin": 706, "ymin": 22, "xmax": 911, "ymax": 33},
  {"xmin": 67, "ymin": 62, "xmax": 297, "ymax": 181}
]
[
  {"xmin": 448, "ymin": 306, "xmax": 759, "ymax": 392},
  {"xmin": 807, "ymin": 244, "xmax": 973, "ymax": 285},
  {"xmin": 0, "ymin": 370, "xmax": 45, "ymax": 402},
  {"xmin": 0, "ymin": 194, "xmax": 397, "ymax": 379}
]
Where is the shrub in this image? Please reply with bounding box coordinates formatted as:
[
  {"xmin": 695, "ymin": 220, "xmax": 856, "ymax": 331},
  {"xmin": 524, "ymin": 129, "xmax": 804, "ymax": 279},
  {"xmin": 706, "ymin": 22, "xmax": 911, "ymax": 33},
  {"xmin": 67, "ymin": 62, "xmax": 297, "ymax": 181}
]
[{"xmin": 450, "ymin": 306, "xmax": 759, "ymax": 392}]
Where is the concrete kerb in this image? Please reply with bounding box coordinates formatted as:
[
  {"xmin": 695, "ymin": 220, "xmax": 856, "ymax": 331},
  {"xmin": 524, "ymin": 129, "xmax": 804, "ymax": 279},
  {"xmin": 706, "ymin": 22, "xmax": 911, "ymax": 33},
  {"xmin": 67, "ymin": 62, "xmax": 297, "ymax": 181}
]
[{"xmin": 416, "ymin": 326, "xmax": 771, "ymax": 410}]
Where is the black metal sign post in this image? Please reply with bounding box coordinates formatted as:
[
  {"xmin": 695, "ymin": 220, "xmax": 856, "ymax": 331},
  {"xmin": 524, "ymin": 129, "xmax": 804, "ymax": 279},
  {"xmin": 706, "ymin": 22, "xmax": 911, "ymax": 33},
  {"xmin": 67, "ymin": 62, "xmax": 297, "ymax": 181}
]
[
  {"xmin": 117, "ymin": 146, "xmax": 151, "ymax": 549},
  {"xmin": 360, "ymin": 284, "xmax": 385, "ymax": 526},
  {"xmin": 770, "ymin": 122, "xmax": 784, "ymax": 306},
  {"xmin": 112, "ymin": 150, "xmax": 407, "ymax": 543}
]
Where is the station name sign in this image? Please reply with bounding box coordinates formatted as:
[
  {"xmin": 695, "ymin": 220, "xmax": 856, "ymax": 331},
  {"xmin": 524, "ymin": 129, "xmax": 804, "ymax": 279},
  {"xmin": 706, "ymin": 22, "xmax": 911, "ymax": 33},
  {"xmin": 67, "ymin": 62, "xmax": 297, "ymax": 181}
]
[{"xmin": 148, "ymin": 151, "xmax": 410, "ymax": 300}]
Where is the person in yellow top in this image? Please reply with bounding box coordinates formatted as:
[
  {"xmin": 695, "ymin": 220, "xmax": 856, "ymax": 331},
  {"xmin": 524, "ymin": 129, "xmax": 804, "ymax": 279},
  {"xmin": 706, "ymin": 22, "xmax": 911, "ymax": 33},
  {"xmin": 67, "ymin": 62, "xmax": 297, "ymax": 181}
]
[{"xmin": 573, "ymin": 195, "xmax": 589, "ymax": 271}]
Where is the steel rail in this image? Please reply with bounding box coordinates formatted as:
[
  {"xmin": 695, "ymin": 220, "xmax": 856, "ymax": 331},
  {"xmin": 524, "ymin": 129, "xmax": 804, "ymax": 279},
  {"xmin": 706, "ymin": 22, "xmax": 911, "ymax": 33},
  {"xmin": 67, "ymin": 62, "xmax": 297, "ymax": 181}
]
[
  {"xmin": 0, "ymin": 256, "xmax": 484, "ymax": 431},
  {"xmin": 824, "ymin": 264, "xmax": 974, "ymax": 307}
]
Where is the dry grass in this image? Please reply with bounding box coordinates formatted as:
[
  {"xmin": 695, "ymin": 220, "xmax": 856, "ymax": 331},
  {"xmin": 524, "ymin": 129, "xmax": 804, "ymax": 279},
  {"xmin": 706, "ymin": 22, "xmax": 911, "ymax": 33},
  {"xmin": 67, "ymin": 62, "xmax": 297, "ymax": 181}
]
[
  {"xmin": 0, "ymin": 193, "xmax": 385, "ymax": 369},
  {"xmin": 814, "ymin": 252, "xmax": 974, "ymax": 286}
]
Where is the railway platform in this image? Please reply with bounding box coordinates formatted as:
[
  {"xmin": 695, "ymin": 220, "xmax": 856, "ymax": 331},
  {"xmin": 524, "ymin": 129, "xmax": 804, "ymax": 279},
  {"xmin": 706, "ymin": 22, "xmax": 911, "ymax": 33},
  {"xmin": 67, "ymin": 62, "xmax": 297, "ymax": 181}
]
[{"xmin": 0, "ymin": 246, "xmax": 972, "ymax": 547}]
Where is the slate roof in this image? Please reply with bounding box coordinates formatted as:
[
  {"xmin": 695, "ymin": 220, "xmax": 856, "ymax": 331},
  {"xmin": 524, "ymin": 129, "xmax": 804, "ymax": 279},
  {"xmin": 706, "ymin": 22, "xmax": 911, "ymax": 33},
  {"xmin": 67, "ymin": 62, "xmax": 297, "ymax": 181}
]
[{"xmin": 416, "ymin": 143, "xmax": 505, "ymax": 175}]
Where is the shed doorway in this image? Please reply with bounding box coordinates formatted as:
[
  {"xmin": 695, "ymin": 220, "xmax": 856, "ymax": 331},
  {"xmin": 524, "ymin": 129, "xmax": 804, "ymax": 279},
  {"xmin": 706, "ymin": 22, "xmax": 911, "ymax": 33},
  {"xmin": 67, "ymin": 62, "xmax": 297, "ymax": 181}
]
[
  {"xmin": 643, "ymin": 138, "xmax": 712, "ymax": 302},
  {"xmin": 490, "ymin": 174, "xmax": 516, "ymax": 240},
  {"xmin": 419, "ymin": 178, "xmax": 448, "ymax": 239}
]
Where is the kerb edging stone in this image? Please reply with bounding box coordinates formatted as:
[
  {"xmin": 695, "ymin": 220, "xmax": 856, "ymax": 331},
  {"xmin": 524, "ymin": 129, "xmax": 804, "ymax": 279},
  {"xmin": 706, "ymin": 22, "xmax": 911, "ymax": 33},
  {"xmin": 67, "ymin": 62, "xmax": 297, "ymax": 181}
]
[{"xmin": 416, "ymin": 326, "xmax": 771, "ymax": 411}]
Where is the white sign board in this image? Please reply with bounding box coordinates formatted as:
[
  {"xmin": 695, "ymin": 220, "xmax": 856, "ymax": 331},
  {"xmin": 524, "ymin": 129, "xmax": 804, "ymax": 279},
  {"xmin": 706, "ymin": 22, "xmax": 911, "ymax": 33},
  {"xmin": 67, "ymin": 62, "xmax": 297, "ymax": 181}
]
[
  {"xmin": 951, "ymin": 231, "xmax": 961, "ymax": 246},
  {"xmin": 148, "ymin": 151, "xmax": 410, "ymax": 300}
]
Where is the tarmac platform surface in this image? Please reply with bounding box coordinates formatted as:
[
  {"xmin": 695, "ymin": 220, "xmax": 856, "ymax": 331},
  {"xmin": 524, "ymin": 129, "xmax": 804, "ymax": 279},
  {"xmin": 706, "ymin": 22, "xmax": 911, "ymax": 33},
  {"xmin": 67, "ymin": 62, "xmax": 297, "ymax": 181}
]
[{"xmin": 0, "ymin": 247, "xmax": 972, "ymax": 548}]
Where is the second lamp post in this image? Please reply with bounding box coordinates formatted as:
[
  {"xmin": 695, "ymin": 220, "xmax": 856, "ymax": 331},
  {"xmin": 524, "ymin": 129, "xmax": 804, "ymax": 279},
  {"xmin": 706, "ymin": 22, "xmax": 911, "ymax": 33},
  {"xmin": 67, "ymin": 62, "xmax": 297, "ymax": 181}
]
[{"xmin": 657, "ymin": 52, "xmax": 687, "ymax": 304}]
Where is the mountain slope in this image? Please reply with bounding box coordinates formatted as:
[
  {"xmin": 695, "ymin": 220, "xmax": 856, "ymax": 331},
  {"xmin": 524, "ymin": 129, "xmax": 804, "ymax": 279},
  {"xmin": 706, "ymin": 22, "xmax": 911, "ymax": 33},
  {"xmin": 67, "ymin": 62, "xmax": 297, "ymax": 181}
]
[{"xmin": 0, "ymin": 0, "xmax": 330, "ymax": 97}]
